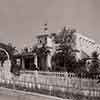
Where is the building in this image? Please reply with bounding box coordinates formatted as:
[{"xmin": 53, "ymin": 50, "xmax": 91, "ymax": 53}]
[
  {"xmin": 36, "ymin": 26, "xmax": 100, "ymax": 70},
  {"xmin": 36, "ymin": 24, "xmax": 55, "ymax": 70},
  {"xmin": 14, "ymin": 26, "xmax": 100, "ymax": 71},
  {"xmin": 75, "ymin": 33, "xmax": 100, "ymax": 59}
]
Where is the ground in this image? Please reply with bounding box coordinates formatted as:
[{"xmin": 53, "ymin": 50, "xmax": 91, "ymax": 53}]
[
  {"xmin": 0, "ymin": 94, "xmax": 64, "ymax": 100},
  {"xmin": 0, "ymin": 87, "xmax": 63, "ymax": 100}
]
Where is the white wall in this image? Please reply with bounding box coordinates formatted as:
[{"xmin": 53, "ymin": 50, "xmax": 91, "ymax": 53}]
[{"xmin": 75, "ymin": 33, "xmax": 100, "ymax": 59}]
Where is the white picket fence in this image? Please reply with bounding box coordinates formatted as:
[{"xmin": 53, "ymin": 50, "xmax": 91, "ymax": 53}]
[{"xmin": 0, "ymin": 69, "xmax": 100, "ymax": 97}]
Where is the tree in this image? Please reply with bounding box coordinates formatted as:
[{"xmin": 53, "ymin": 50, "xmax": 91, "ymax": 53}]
[
  {"xmin": 51, "ymin": 52, "xmax": 64, "ymax": 71},
  {"xmin": 53, "ymin": 27, "xmax": 78, "ymax": 72},
  {"xmin": 75, "ymin": 58, "xmax": 89, "ymax": 76},
  {"xmin": 23, "ymin": 47, "xmax": 28, "ymax": 53},
  {"xmin": 0, "ymin": 43, "xmax": 17, "ymax": 58},
  {"xmin": 89, "ymin": 51, "xmax": 100, "ymax": 74}
]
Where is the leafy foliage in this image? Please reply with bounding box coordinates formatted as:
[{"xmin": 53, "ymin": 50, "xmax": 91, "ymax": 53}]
[
  {"xmin": 89, "ymin": 51, "xmax": 100, "ymax": 74},
  {"xmin": 0, "ymin": 43, "xmax": 17, "ymax": 58},
  {"xmin": 32, "ymin": 45, "xmax": 50, "ymax": 56},
  {"xmin": 52, "ymin": 27, "xmax": 78, "ymax": 72}
]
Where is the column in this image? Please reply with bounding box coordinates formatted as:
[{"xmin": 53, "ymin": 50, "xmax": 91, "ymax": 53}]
[
  {"xmin": 34, "ymin": 55, "xmax": 37, "ymax": 68},
  {"xmin": 3, "ymin": 60, "xmax": 12, "ymax": 79},
  {"xmin": 3, "ymin": 60, "xmax": 11, "ymax": 72},
  {"xmin": 47, "ymin": 54, "xmax": 52, "ymax": 70},
  {"xmin": 0, "ymin": 61, "xmax": 1, "ymax": 67},
  {"xmin": 22, "ymin": 57, "xmax": 25, "ymax": 70}
]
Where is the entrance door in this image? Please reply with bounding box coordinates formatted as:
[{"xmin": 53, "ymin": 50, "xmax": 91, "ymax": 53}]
[
  {"xmin": 37, "ymin": 55, "xmax": 47, "ymax": 71},
  {"xmin": 24, "ymin": 57, "xmax": 34, "ymax": 70}
]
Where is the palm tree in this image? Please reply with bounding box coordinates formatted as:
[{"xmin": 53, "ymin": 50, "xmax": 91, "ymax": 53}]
[{"xmin": 53, "ymin": 27, "xmax": 79, "ymax": 72}]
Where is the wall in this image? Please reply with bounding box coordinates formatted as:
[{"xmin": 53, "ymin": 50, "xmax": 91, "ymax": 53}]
[{"xmin": 75, "ymin": 33, "xmax": 100, "ymax": 59}]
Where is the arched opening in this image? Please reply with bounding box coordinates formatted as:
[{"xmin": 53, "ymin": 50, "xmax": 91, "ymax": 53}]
[
  {"xmin": 0, "ymin": 48, "xmax": 11, "ymax": 71},
  {"xmin": 0, "ymin": 48, "xmax": 10, "ymax": 60}
]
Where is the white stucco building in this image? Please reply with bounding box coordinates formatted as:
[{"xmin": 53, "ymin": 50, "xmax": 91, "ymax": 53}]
[
  {"xmin": 75, "ymin": 33, "xmax": 100, "ymax": 60},
  {"xmin": 36, "ymin": 26, "xmax": 100, "ymax": 69}
]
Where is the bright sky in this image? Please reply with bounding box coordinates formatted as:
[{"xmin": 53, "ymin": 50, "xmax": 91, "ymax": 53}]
[{"xmin": 0, "ymin": 0, "xmax": 100, "ymax": 50}]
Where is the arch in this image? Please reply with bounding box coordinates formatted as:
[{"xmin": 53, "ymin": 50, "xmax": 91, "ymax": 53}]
[
  {"xmin": 0, "ymin": 47, "xmax": 10, "ymax": 60},
  {"xmin": 0, "ymin": 43, "xmax": 14, "ymax": 73},
  {"xmin": 0, "ymin": 49, "xmax": 12, "ymax": 80}
]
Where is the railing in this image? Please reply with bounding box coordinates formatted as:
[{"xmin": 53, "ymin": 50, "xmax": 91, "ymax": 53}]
[{"xmin": 0, "ymin": 70, "xmax": 100, "ymax": 98}]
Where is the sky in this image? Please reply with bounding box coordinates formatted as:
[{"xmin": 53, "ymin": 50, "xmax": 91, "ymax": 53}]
[{"xmin": 0, "ymin": 0, "xmax": 100, "ymax": 50}]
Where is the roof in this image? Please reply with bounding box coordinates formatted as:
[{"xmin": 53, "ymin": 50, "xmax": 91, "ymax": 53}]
[
  {"xmin": 13, "ymin": 52, "xmax": 35, "ymax": 58},
  {"xmin": 36, "ymin": 33, "xmax": 49, "ymax": 38},
  {"xmin": 76, "ymin": 33, "xmax": 95, "ymax": 43}
]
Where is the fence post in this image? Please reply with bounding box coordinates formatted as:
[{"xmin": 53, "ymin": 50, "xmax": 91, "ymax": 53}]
[
  {"xmin": 12, "ymin": 75, "xmax": 16, "ymax": 89},
  {"xmin": 65, "ymin": 72, "xmax": 68, "ymax": 88},
  {"xmin": 65, "ymin": 72, "xmax": 69, "ymax": 96},
  {"xmin": 12, "ymin": 74, "xmax": 18, "ymax": 89},
  {"xmin": 79, "ymin": 73, "xmax": 82, "ymax": 94},
  {"xmin": 63, "ymin": 72, "xmax": 67, "ymax": 98},
  {"xmin": 34, "ymin": 70, "xmax": 38, "ymax": 89}
]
